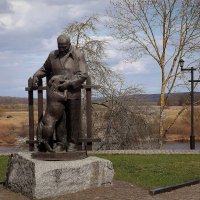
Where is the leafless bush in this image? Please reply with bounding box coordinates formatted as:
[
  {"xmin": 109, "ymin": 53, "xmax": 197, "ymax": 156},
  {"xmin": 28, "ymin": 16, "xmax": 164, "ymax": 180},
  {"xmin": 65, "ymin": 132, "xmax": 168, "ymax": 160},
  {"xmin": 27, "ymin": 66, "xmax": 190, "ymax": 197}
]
[
  {"xmin": 91, "ymin": 79, "xmax": 160, "ymax": 150},
  {"xmin": 182, "ymin": 107, "xmax": 200, "ymax": 137}
]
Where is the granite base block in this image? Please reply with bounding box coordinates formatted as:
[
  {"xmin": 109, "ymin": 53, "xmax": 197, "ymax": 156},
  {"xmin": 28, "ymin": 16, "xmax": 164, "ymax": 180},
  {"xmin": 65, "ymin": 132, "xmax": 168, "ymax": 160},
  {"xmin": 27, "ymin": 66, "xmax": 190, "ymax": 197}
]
[{"xmin": 5, "ymin": 153, "xmax": 114, "ymax": 199}]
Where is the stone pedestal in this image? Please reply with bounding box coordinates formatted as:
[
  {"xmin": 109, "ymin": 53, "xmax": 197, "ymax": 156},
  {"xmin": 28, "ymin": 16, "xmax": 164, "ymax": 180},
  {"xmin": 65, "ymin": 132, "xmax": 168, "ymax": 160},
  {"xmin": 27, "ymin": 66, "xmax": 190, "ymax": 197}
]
[{"xmin": 5, "ymin": 153, "xmax": 114, "ymax": 199}]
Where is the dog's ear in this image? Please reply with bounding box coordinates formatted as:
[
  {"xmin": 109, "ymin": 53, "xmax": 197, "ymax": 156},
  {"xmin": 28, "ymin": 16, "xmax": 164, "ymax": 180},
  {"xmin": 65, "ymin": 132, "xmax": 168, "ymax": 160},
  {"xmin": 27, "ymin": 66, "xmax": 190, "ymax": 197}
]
[
  {"xmin": 48, "ymin": 78, "xmax": 54, "ymax": 87},
  {"xmin": 59, "ymin": 80, "xmax": 65, "ymax": 84}
]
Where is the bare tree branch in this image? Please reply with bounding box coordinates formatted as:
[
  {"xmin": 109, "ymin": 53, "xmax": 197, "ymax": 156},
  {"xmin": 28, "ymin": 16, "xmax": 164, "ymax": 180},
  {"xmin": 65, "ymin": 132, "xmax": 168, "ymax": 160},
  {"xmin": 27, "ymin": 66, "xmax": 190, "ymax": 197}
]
[{"xmin": 107, "ymin": 0, "xmax": 200, "ymax": 141}]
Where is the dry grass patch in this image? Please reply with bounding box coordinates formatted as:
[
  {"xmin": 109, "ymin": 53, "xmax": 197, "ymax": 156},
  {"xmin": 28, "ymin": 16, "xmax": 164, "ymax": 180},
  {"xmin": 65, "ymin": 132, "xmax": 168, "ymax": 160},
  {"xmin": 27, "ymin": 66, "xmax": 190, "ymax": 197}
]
[
  {"xmin": 0, "ymin": 111, "xmax": 32, "ymax": 145},
  {"xmin": 0, "ymin": 123, "xmax": 17, "ymax": 145},
  {"xmin": 164, "ymin": 106, "xmax": 200, "ymax": 141},
  {"xmin": 0, "ymin": 106, "xmax": 199, "ymax": 146}
]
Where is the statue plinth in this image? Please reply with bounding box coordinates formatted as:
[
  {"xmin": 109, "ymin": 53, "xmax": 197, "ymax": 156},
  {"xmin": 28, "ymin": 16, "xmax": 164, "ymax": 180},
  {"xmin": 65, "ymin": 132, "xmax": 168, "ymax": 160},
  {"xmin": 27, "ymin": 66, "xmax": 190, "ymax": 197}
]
[
  {"xmin": 31, "ymin": 151, "xmax": 87, "ymax": 161},
  {"xmin": 5, "ymin": 153, "xmax": 114, "ymax": 199}
]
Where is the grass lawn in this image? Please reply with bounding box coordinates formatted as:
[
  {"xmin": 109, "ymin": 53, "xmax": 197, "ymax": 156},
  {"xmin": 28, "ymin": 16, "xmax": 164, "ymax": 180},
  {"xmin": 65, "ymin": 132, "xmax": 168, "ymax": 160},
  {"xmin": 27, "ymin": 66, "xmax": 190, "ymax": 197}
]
[
  {"xmin": 95, "ymin": 154, "xmax": 200, "ymax": 189},
  {"xmin": 0, "ymin": 155, "xmax": 8, "ymax": 182},
  {"xmin": 0, "ymin": 154, "xmax": 199, "ymax": 190}
]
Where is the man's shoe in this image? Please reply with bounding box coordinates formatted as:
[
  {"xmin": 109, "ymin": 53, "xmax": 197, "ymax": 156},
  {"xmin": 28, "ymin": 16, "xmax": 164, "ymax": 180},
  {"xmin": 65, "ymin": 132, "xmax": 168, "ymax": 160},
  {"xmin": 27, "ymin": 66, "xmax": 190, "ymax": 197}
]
[
  {"xmin": 67, "ymin": 143, "xmax": 77, "ymax": 152},
  {"xmin": 43, "ymin": 141, "xmax": 54, "ymax": 152},
  {"xmin": 54, "ymin": 142, "xmax": 66, "ymax": 152}
]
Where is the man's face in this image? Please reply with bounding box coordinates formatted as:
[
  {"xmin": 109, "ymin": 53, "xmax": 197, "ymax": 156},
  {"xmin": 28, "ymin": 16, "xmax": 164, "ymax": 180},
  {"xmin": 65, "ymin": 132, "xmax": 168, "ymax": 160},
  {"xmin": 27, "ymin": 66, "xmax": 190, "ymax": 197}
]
[{"xmin": 58, "ymin": 42, "xmax": 71, "ymax": 56}]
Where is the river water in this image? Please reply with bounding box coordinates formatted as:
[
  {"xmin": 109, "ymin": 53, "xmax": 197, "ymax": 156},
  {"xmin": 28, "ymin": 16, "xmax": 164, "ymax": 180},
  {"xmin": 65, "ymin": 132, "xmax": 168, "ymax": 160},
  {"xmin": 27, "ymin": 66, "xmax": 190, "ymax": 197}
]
[
  {"xmin": 162, "ymin": 141, "xmax": 200, "ymax": 150},
  {"xmin": 0, "ymin": 142, "xmax": 200, "ymax": 153}
]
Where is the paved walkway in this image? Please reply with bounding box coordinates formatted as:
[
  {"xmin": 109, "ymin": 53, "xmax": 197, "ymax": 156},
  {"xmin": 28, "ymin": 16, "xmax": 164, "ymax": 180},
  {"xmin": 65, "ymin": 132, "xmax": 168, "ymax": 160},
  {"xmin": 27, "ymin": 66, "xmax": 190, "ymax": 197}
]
[
  {"xmin": 1, "ymin": 149, "xmax": 200, "ymax": 155},
  {"xmin": 88, "ymin": 149, "xmax": 200, "ymax": 154}
]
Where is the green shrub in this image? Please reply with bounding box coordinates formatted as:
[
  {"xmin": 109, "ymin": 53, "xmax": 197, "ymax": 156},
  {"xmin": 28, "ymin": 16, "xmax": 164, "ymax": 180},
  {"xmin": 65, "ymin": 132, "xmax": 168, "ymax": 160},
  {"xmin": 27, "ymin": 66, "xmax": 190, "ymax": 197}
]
[{"xmin": 0, "ymin": 156, "xmax": 8, "ymax": 182}]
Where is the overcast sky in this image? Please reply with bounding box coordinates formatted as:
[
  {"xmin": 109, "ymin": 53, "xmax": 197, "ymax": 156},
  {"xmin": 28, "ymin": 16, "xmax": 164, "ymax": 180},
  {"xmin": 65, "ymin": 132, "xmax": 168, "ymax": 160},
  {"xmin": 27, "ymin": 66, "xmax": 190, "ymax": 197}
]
[{"xmin": 0, "ymin": 0, "xmax": 163, "ymax": 97}]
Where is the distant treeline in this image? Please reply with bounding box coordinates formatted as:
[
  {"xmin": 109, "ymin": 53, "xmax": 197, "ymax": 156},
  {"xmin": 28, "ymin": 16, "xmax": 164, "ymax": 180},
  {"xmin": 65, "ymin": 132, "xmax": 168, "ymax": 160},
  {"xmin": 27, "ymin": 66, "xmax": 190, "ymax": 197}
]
[
  {"xmin": 0, "ymin": 96, "xmax": 38, "ymax": 111},
  {"xmin": 0, "ymin": 93, "xmax": 200, "ymax": 107},
  {"xmin": 0, "ymin": 96, "xmax": 45, "ymax": 105},
  {"xmin": 146, "ymin": 92, "xmax": 200, "ymax": 106},
  {"xmin": 124, "ymin": 92, "xmax": 200, "ymax": 106},
  {"xmin": 0, "ymin": 96, "xmax": 27, "ymax": 105}
]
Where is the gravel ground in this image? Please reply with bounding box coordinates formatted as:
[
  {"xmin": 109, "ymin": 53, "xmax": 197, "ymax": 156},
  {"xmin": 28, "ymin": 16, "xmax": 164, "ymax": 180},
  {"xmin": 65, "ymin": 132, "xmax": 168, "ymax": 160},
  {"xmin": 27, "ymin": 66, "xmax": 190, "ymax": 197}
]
[
  {"xmin": 45, "ymin": 181, "xmax": 200, "ymax": 200},
  {"xmin": 0, "ymin": 181, "xmax": 200, "ymax": 200}
]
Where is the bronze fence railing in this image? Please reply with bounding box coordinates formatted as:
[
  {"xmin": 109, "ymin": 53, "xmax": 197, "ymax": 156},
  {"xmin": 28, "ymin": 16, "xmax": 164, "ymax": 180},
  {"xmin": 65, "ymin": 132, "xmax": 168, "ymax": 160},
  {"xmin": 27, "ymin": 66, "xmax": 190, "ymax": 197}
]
[{"xmin": 25, "ymin": 76, "xmax": 100, "ymax": 152}]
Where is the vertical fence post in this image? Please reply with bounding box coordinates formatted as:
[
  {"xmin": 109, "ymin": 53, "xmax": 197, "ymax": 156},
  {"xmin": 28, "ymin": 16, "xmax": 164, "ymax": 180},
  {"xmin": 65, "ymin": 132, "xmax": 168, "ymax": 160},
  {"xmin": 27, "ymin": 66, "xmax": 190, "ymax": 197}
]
[
  {"xmin": 28, "ymin": 77, "xmax": 34, "ymax": 151},
  {"xmin": 77, "ymin": 98, "xmax": 82, "ymax": 151},
  {"xmin": 86, "ymin": 77, "xmax": 92, "ymax": 150},
  {"xmin": 37, "ymin": 79, "xmax": 43, "ymax": 142},
  {"xmin": 190, "ymin": 68, "xmax": 195, "ymax": 149}
]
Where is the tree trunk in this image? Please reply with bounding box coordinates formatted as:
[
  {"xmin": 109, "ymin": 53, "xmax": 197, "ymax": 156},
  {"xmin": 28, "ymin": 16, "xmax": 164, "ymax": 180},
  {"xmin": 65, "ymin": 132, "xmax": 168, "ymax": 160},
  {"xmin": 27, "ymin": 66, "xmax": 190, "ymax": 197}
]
[{"xmin": 159, "ymin": 69, "xmax": 166, "ymax": 147}]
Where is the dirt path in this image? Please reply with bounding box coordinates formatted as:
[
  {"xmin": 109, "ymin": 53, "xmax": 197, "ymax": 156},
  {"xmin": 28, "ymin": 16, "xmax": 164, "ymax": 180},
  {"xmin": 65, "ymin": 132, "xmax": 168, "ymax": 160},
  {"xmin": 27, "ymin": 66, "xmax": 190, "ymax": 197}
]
[{"xmin": 1, "ymin": 181, "xmax": 200, "ymax": 200}]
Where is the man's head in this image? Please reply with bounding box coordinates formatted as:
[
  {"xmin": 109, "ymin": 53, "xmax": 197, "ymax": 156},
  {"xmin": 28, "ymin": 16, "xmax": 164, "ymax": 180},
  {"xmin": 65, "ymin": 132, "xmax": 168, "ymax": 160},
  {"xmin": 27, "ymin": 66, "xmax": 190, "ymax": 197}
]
[{"xmin": 57, "ymin": 34, "xmax": 71, "ymax": 56}]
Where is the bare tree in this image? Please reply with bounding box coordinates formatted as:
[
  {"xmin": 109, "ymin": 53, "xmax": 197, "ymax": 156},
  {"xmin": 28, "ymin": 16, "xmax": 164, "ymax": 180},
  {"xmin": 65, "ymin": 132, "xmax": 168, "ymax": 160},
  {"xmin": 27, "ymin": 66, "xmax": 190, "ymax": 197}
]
[
  {"xmin": 107, "ymin": 0, "xmax": 200, "ymax": 143},
  {"xmin": 63, "ymin": 16, "xmax": 159, "ymax": 149},
  {"xmin": 63, "ymin": 16, "xmax": 114, "ymax": 86},
  {"xmin": 92, "ymin": 78, "xmax": 159, "ymax": 150}
]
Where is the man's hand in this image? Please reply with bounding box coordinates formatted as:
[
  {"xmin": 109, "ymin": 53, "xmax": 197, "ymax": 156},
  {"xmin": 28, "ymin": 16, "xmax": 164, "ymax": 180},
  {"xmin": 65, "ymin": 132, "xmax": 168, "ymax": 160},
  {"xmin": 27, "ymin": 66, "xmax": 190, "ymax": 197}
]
[
  {"xmin": 58, "ymin": 81, "xmax": 70, "ymax": 91},
  {"xmin": 32, "ymin": 76, "xmax": 39, "ymax": 89}
]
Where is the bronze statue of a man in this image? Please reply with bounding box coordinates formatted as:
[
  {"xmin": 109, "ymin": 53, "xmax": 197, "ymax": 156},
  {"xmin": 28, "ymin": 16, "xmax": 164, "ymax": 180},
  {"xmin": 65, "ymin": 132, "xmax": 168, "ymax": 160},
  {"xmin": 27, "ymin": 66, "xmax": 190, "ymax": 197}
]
[{"xmin": 33, "ymin": 34, "xmax": 88, "ymax": 152}]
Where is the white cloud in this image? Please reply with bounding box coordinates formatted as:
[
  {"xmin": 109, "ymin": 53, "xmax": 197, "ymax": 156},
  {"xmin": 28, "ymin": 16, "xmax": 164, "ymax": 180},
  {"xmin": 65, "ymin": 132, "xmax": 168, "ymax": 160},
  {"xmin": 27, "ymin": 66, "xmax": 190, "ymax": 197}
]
[
  {"xmin": 41, "ymin": 34, "xmax": 58, "ymax": 51},
  {"xmin": 0, "ymin": 0, "xmax": 163, "ymax": 96},
  {"xmin": 90, "ymin": 35, "xmax": 150, "ymax": 74},
  {"xmin": 0, "ymin": 1, "xmax": 60, "ymax": 33},
  {"xmin": 90, "ymin": 35, "xmax": 120, "ymax": 59},
  {"xmin": 0, "ymin": 0, "xmax": 109, "ymax": 34},
  {"xmin": 0, "ymin": 0, "xmax": 31, "ymax": 31},
  {"xmin": 106, "ymin": 49, "xmax": 118, "ymax": 59},
  {"xmin": 111, "ymin": 60, "xmax": 148, "ymax": 74}
]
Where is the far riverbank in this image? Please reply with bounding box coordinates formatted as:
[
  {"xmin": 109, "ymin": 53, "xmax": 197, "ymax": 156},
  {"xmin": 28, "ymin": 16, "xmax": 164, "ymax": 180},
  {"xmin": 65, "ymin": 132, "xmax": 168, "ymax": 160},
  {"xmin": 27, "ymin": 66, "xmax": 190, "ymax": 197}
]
[{"xmin": 0, "ymin": 141, "xmax": 200, "ymax": 153}]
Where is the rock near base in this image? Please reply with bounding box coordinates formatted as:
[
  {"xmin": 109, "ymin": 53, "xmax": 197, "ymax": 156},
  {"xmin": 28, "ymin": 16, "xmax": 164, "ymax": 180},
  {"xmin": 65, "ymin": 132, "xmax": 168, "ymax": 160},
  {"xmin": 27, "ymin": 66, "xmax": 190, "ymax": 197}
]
[{"xmin": 5, "ymin": 153, "xmax": 114, "ymax": 199}]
